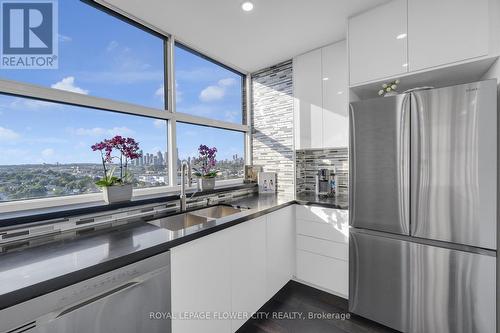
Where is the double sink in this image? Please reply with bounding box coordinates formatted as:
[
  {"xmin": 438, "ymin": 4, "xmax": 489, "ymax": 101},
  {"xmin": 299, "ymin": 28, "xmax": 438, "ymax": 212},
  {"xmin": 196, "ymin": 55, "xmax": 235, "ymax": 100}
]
[{"xmin": 149, "ymin": 205, "xmax": 247, "ymax": 231}]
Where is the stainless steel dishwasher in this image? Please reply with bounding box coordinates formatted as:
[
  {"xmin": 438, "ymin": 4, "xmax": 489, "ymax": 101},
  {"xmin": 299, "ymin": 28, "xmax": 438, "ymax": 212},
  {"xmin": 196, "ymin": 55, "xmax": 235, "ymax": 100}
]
[{"xmin": 0, "ymin": 252, "xmax": 171, "ymax": 333}]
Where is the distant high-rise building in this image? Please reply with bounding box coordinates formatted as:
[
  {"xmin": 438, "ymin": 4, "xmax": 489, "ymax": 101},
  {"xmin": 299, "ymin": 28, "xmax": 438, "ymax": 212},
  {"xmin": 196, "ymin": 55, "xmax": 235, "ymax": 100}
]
[{"xmin": 157, "ymin": 151, "xmax": 163, "ymax": 165}]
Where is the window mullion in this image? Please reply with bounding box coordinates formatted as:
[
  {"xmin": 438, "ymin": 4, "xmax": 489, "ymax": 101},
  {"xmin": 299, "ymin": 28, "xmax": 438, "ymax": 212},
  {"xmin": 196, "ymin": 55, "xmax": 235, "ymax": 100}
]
[{"xmin": 167, "ymin": 36, "xmax": 177, "ymax": 186}]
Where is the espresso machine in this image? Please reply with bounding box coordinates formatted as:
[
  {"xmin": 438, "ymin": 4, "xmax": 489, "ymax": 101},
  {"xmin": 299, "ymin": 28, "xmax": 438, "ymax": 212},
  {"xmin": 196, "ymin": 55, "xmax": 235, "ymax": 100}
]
[{"xmin": 315, "ymin": 168, "xmax": 337, "ymax": 196}]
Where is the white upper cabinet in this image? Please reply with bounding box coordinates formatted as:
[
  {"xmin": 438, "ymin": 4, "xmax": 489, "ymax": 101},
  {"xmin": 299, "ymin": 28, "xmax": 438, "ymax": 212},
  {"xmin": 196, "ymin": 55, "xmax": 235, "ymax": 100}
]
[
  {"xmin": 408, "ymin": 0, "xmax": 489, "ymax": 71},
  {"xmin": 322, "ymin": 41, "xmax": 349, "ymax": 148},
  {"xmin": 348, "ymin": 0, "xmax": 408, "ymax": 85},
  {"xmin": 294, "ymin": 40, "xmax": 349, "ymax": 149},
  {"xmin": 348, "ymin": 0, "xmax": 497, "ymax": 86},
  {"xmin": 293, "ymin": 48, "xmax": 323, "ymax": 149}
]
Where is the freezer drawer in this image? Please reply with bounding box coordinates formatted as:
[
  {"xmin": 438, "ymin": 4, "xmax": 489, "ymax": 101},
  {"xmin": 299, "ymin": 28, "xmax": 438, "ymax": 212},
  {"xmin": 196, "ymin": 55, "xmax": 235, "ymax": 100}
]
[
  {"xmin": 410, "ymin": 243, "xmax": 496, "ymax": 333},
  {"xmin": 410, "ymin": 80, "xmax": 497, "ymax": 249},
  {"xmin": 349, "ymin": 94, "xmax": 410, "ymax": 235},
  {"xmin": 349, "ymin": 230, "xmax": 409, "ymax": 332}
]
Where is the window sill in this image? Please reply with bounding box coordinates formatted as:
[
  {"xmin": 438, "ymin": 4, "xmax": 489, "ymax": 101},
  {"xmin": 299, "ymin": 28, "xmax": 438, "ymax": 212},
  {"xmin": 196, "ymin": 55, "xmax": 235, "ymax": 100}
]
[{"xmin": 0, "ymin": 179, "xmax": 253, "ymax": 227}]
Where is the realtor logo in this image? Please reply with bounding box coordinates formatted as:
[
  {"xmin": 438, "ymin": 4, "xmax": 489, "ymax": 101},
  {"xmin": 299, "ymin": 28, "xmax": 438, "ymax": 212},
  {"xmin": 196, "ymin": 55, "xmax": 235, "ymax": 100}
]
[{"xmin": 1, "ymin": 0, "xmax": 58, "ymax": 69}]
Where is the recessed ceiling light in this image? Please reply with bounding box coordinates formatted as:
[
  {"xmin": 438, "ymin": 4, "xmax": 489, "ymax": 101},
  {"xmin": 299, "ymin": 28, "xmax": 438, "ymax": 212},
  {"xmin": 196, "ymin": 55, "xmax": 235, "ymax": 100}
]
[
  {"xmin": 241, "ymin": 2, "xmax": 254, "ymax": 11},
  {"xmin": 396, "ymin": 33, "xmax": 407, "ymax": 40},
  {"xmin": 322, "ymin": 77, "xmax": 329, "ymax": 81},
  {"xmin": 402, "ymin": 63, "xmax": 408, "ymax": 67}
]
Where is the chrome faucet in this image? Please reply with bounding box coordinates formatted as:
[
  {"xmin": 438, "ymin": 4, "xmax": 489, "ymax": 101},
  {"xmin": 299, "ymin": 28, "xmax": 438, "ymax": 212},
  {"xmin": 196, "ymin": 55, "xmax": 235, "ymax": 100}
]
[{"xmin": 180, "ymin": 161, "xmax": 192, "ymax": 212}]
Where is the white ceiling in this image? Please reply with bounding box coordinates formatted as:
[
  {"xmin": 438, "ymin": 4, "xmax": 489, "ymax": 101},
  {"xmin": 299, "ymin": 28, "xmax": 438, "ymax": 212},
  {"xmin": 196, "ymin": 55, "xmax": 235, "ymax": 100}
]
[{"xmin": 102, "ymin": 0, "xmax": 389, "ymax": 73}]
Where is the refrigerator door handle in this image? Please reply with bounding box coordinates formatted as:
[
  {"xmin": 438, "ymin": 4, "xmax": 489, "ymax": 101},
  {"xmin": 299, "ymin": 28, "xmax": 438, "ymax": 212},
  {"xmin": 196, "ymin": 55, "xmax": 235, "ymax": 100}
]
[
  {"xmin": 349, "ymin": 103, "xmax": 356, "ymax": 226},
  {"xmin": 399, "ymin": 94, "xmax": 410, "ymax": 234}
]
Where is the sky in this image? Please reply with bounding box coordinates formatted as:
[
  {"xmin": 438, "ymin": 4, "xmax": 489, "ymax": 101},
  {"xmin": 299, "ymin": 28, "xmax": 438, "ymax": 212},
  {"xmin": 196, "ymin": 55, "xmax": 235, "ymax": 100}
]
[{"xmin": 0, "ymin": 0, "xmax": 244, "ymax": 165}]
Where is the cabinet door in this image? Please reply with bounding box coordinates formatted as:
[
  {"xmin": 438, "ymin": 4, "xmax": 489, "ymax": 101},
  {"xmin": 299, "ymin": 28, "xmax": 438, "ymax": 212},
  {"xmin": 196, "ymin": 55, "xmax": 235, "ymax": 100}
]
[
  {"xmin": 266, "ymin": 206, "xmax": 295, "ymax": 299},
  {"xmin": 348, "ymin": 0, "xmax": 408, "ymax": 85},
  {"xmin": 171, "ymin": 232, "xmax": 232, "ymax": 333},
  {"xmin": 408, "ymin": 0, "xmax": 489, "ymax": 71},
  {"xmin": 230, "ymin": 217, "xmax": 267, "ymax": 332},
  {"xmin": 293, "ymin": 49, "xmax": 323, "ymax": 149},
  {"xmin": 322, "ymin": 41, "xmax": 348, "ymax": 148}
]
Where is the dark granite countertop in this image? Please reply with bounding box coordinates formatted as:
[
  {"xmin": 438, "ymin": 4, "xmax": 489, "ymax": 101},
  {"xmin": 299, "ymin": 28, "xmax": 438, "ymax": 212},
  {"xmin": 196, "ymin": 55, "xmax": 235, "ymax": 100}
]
[
  {"xmin": 295, "ymin": 192, "xmax": 349, "ymax": 209},
  {"xmin": 0, "ymin": 193, "xmax": 347, "ymax": 310}
]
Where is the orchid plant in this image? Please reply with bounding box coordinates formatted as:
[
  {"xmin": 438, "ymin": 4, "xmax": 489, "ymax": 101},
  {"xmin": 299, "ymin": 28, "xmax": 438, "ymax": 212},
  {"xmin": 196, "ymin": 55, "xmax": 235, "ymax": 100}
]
[
  {"xmin": 193, "ymin": 144, "xmax": 219, "ymax": 179},
  {"xmin": 91, "ymin": 135, "xmax": 142, "ymax": 187}
]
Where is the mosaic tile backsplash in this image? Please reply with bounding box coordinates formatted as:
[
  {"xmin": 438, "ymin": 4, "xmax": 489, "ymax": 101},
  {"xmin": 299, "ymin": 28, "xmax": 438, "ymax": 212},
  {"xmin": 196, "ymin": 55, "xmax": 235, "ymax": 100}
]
[
  {"xmin": 296, "ymin": 148, "xmax": 349, "ymax": 195},
  {"xmin": 251, "ymin": 60, "xmax": 295, "ymax": 195}
]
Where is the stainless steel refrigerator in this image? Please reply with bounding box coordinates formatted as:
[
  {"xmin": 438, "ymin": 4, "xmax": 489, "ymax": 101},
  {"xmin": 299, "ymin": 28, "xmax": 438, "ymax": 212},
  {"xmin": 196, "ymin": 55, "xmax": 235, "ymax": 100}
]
[{"xmin": 349, "ymin": 80, "xmax": 497, "ymax": 333}]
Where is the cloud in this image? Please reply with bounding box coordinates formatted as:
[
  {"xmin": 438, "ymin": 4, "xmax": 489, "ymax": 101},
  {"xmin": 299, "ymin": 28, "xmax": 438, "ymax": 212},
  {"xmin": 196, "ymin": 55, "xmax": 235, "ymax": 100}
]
[
  {"xmin": 153, "ymin": 119, "xmax": 165, "ymax": 128},
  {"xmin": 81, "ymin": 71, "xmax": 163, "ymax": 84},
  {"xmin": 51, "ymin": 77, "xmax": 89, "ymax": 95},
  {"xmin": 175, "ymin": 81, "xmax": 183, "ymax": 103},
  {"xmin": 199, "ymin": 77, "xmax": 237, "ymax": 102},
  {"xmin": 155, "ymin": 85, "xmax": 164, "ymax": 98},
  {"xmin": 218, "ymin": 78, "xmax": 237, "ymax": 87},
  {"xmin": 224, "ymin": 110, "xmax": 240, "ymax": 123},
  {"xmin": 68, "ymin": 126, "xmax": 135, "ymax": 137},
  {"xmin": 106, "ymin": 40, "xmax": 119, "ymax": 52},
  {"xmin": 4, "ymin": 98, "xmax": 53, "ymax": 111},
  {"xmin": 41, "ymin": 148, "xmax": 55, "ymax": 158},
  {"xmin": 199, "ymin": 85, "xmax": 225, "ymax": 102},
  {"xmin": 0, "ymin": 127, "xmax": 20, "ymax": 141},
  {"xmin": 58, "ymin": 34, "xmax": 72, "ymax": 42}
]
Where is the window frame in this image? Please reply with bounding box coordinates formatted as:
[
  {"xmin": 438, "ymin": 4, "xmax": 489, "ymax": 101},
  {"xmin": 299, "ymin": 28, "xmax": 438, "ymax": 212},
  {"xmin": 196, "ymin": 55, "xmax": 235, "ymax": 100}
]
[{"xmin": 0, "ymin": 0, "xmax": 250, "ymax": 215}]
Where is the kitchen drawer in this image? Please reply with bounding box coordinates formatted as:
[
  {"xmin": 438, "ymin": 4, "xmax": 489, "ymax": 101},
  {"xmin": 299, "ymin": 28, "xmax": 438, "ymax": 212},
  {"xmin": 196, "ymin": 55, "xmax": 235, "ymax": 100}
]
[
  {"xmin": 296, "ymin": 218, "xmax": 348, "ymax": 243},
  {"xmin": 296, "ymin": 249, "xmax": 348, "ymax": 297},
  {"xmin": 297, "ymin": 234, "xmax": 348, "ymax": 261},
  {"xmin": 296, "ymin": 205, "xmax": 348, "ymax": 225}
]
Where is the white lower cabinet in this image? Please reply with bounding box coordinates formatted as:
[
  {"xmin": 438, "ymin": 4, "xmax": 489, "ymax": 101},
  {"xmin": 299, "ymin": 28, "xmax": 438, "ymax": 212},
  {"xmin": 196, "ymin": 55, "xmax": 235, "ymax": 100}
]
[
  {"xmin": 171, "ymin": 231, "xmax": 232, "ymax": 333},
  {"xmin": 295, "ymin": 205, "xmax": 349, "ymax": 298},
  {"xmin": 171, "ymin": 207, "xmax": 295, "ymax": 333},
  {"xmin": 229, "ymin": 216, "xmax": 267, "ymax": 332},
  {"xmin": 266, "ymin": 206, "xmax": 295, "ymax": 299},
  {"xmin": 296, "ymin": 250, "xmax": 348, "ymax": 297}
]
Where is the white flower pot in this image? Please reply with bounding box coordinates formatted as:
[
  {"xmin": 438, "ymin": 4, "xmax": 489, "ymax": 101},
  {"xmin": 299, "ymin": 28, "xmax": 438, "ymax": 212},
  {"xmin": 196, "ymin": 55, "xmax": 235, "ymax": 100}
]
[
  {"xmin": 198, "ymin": 178, "xmax": 216, "ymax": 191},
  {"xmin": 102, "ymin": 184, "xmax": 133, "ymax": 204}
]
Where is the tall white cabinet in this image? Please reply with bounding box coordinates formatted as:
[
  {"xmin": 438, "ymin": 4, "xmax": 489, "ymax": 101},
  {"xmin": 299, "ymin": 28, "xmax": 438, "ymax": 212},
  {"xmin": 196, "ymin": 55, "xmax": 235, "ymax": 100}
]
[
  {"xmin": 293, "ymin": 48, "xmax": 323, "ymax": 149},
  {"xmin": 294, "ymin": 40, "xmax": 349, "ymax": 149},
  {"xmin": 322, "ymin": 42, "xmax": 349, "ymax": 148}
]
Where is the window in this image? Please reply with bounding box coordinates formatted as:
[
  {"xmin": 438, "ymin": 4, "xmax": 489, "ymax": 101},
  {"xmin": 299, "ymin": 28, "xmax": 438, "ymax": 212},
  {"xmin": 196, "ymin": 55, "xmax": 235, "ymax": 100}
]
[
  {"xmin": 175, "ymin": 44, "xmax": 244, "ymax": 123},
  {"xmin": 0, "ymin": 94, "xmax": 168, "ymax": 202},
  {"xmin": 0, "ymin": 0, "xmax": 166, "ymax": 109},
  {"xmin": 176, "ymin": 123, "xmax": 245, "ymax": 184},
  {"xmin": 0, "ymin": 1, "xmax": 248, "ymax": 213}
]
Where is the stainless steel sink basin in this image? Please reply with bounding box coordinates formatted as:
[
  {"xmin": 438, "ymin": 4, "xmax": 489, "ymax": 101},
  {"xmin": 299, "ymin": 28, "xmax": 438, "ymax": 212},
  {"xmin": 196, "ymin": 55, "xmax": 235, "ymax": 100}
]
[
  {"xmin": 149, "ymin": 213, "xmax": 209, "ymax": 231},
  {"xmin": 190, "ymin": 205, "xmax": 243, "ymax": 219},
  {"xmin": 149, "ymin": 205, "xmax": 246, "ymax": 231}
]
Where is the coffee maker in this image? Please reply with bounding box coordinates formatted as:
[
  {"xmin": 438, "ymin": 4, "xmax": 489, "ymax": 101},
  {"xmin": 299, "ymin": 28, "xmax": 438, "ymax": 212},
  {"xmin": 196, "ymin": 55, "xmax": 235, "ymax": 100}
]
[
  {"xmin": 315, "ymin": 168, "xmax": 337, "ymax": 197},
  {"xmin": 315, "ymin": 169, "xmax": 330, "ymax": 196}
]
